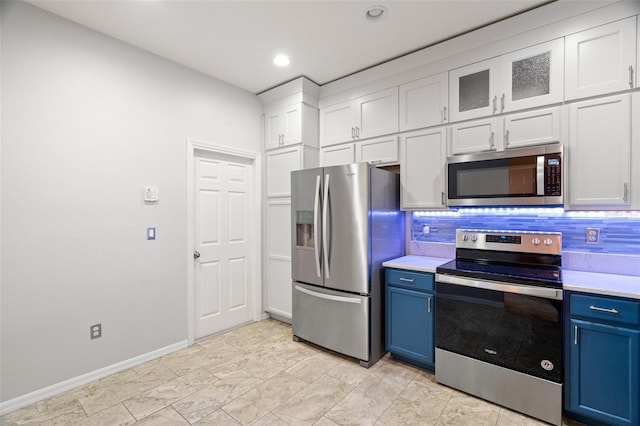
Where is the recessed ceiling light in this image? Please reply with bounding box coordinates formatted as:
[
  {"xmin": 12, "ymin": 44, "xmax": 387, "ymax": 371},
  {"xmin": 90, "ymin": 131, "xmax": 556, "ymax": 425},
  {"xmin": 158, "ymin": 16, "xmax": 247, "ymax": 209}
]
[
  {"xmin": 273, "ymin": 54, "xmax": 290, "ymax": 67},
  {"xmin": 364, "ymin": 5, "xmax": 387, "ymax": 21}
]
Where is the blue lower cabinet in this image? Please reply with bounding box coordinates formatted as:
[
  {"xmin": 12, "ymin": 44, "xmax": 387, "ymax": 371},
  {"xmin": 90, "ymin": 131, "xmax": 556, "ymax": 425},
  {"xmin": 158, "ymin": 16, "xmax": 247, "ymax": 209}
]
[
  {"xmin": 565, "ymin": 292, "xmax": 640, "ymax": 426},
  {"xmin": 385, "ymin": 269, "xmax": 434, "ymax": 370}
]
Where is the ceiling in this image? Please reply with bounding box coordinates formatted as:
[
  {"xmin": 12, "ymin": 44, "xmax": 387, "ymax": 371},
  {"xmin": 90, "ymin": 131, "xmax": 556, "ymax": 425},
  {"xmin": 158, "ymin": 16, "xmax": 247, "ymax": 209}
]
[{"xmin": 26, "ymin": 0, "xmax": 567, "ymax": 94}]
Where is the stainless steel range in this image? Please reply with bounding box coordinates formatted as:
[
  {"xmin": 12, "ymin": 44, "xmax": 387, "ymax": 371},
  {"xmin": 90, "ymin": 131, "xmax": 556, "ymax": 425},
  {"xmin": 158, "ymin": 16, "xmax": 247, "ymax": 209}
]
[{"xmin": 435, "ymin": 229, "xmax": 563, "ymax": 426}]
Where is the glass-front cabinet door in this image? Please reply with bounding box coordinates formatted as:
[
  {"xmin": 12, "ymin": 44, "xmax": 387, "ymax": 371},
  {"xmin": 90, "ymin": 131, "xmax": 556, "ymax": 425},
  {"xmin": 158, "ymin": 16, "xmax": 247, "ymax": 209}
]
[
  {"xmin": 449, "ymin": 38, "xmax": 564, "ymax": 122},
  {"xmin": 449, "ymin": 57, "xmax": 500, "ymax": 122},
  {"xmin": 502, "ymin": 38, "xmax": 564, "ymax": 112}
]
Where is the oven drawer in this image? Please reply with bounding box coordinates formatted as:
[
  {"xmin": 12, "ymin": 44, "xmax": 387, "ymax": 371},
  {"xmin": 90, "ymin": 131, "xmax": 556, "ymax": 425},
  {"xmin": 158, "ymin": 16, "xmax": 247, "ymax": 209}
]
[
  {"xmin": 386, "ymin": 269, "xmax": 434, "ymax": 292},
  {"xmin": 571, "ymin": 293, "xmax": 640, "ymax": 326}
]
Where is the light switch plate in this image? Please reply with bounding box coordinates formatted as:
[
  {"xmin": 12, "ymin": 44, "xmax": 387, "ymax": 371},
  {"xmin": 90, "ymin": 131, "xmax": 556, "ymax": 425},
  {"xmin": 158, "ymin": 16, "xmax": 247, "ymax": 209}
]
[{"xmin": 147, "ymin": 227, "xmax": 156, "ymax": 240}]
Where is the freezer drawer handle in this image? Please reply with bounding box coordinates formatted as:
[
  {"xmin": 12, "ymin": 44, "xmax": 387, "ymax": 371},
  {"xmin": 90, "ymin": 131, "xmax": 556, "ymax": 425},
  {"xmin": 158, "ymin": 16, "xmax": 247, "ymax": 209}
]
[{"xmin": 295, "ymin": 285, "xmax": 362, "ymax": 304}]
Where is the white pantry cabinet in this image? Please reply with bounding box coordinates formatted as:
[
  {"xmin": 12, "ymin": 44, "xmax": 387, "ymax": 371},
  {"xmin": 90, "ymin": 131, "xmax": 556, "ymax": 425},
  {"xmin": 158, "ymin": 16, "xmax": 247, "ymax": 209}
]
[
  {"xmin": 264, "ymin": 102, "xmax": 318, "ymax": 150},
  {"xmin": 567, "ymin": 94, "xmax": 631, "ymax": 209},
  {"xmin": 450, "ymin": 107, "xmax": 561, "ymax": 155},
  {"xmin": 266, "ymin": 199, "xmax": 293, "ymax": 319},
  {"xmin": 266, "ymin": 145, "xmax": 318, "ymax": 197},
  {"xmin": 400, "ymin": 127, "xmax": 447, "ymax": 210},
  {"xmin": 449, "ymin": 39, "xmax": 564, "ymax": 122},
  {"xmin": 320, "ymin": 143, "xmax": 355, "ymax": 167},
  {"xmin": 399, "ymin": 73, "xmax": 448, "ymax": 131},
  {"xmin": 320, "ymin": 87, "xmax": 399, "ymax": 146},
  {"xmin": 565, "ymin": 17, "xmax": 637, "ymax": 101}
]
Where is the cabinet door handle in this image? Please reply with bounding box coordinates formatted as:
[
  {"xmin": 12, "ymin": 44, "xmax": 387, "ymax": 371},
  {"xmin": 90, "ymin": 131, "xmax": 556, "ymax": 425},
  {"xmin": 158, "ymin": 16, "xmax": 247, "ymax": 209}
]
[
  {"xmin": 501, "ymin": 93, "xmax": 505, "ymax": 112},
  {"xmin": 623, "ymin": 182, "xmax": 629, "ymax": 202},
  {"xmin": 441, "ymin": 192, "xmax": 445, "ymax": 206},
  {"xmin": 356, "ymin": 126, "xmax": 360, "ymax": 139},
  {"xmin": 399, "ymin": 277, "xmax": 414, "ymax": 283},
  {"xmin": 427, "ymin": 297, "xmax": 432, "ymax": 313},
  {"xmin": 489, "ymin": 132, "xmax": 495, "ymax": 148},
  {"xmin": 629, "ymin": 65, "xmax": 634, "ymax": 88},
  {"xmin": 443, "ymin": 106, "xmax": 448, "ymax": 122},
  {"xmin": 505, "ymin": 129, "xmax": 510, "ymax": 147},
  {"xmin": 574, "ymin": 325, "xmax": 578, "ymax": 345},
  {"xmin": 492, "ymin": 96, "xmax": 497, "ymax": 114},
  {"xmin": 352, "ymin": 127, "xmax": 355, "ymax": 139},
  {"xmin": 589, "ymin": 305, "xmax": 619, "ymax": 314}
]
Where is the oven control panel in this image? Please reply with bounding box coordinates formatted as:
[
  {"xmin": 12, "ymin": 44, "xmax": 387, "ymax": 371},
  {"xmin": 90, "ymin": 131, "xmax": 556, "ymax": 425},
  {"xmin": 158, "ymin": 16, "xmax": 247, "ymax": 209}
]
[{"xmin": 456, "ymin": 229, "xmax": 561, "ymax": 255}]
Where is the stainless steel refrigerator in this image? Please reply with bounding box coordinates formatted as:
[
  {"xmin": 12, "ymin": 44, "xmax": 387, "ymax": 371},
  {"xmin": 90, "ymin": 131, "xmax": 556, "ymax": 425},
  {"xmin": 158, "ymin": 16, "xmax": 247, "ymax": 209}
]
[{"xmin": 291, "ymin": 163, "xmax": 404, "ymax": 367}]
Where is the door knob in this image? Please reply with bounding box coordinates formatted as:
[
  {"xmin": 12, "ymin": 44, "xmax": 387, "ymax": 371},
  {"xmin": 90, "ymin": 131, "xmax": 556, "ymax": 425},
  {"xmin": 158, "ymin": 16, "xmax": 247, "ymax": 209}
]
[{"xmin": 193, "ymin": 251, "xmax": 201, "ymax": 259}]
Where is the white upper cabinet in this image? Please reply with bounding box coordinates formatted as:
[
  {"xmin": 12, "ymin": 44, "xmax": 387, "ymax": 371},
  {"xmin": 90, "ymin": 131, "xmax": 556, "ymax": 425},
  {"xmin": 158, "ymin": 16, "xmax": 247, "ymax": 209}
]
[
  {"xmin": 264, "ymin": 103, "xmax": 318, "ymax": 150},
  {"xmin": 399, "ymin": 73, "xmax": 448, "ymax": 131},
  {"xmin": 567, "ymin": 94, "xmax": 631, "ymax": 209},
  {"xmin": 503, "ymin": 107, "xmax": 561, "ymax": 149},
  {"xmin": 320, "ymin": 144, "xmax": 355, "ymax": 167},
  {"xmin": 400, "ymin": 127, "xmax": 447, "ymax": 210},
  {"xmin": 565, "ymin": 17, "xmax": 637, "ymax": 101},
  {"xmin": 355, "ymin": 135, "xmax": 399, "ymax": 165},
  {"xmin": 449, "ymin": 39, "xmax": 564, "ymax": 122},
  {"xmin": 450, "ymin": 107, "xmax": 561, "ymax": 155},
  {"xmin": 320, "ymin": 87, "xmax": 398, "ymax": 146},
  {"xmin": 450, "ymin": 117, "xmax": 500, "ymax": 155}
]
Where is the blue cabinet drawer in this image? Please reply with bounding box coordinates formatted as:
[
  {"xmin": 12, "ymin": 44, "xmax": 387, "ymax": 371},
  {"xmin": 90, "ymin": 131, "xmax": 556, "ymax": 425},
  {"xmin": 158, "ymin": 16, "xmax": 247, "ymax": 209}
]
[
  {"xmin": 386, "ymin": 269, "xmax": 434, "ymax": 292},
  {"xmin": 571, "ymin": 294, "xmax": 640, "ymax": 327}
]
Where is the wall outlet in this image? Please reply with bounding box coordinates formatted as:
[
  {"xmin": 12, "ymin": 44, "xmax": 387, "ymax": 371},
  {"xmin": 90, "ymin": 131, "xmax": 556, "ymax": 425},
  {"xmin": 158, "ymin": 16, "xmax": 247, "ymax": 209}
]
[
  {"xmin": 422, "ymin": 225, "xmax": 430, "ymax": 235},
  {"xmin": 586, "ymin": 228, "xmax": 599, "ymax": 244},
  {"xmin": 90, "ymin": 323, "xmax": 102, "ymax": 340}
]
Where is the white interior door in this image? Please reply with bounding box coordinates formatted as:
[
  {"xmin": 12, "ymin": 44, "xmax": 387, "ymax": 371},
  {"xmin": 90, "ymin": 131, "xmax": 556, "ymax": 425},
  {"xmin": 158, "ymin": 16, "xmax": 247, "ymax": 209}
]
[{"xmin": 194, "ymin": 149, "xmax": 255, "ymax": 338}]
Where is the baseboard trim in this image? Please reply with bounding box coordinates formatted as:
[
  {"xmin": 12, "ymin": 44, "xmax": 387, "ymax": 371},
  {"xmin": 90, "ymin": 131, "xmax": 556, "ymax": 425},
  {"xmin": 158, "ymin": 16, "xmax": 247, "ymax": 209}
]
[{"xmin": 0, "ymin": 340, "xmax": 189, "ymax": 415}]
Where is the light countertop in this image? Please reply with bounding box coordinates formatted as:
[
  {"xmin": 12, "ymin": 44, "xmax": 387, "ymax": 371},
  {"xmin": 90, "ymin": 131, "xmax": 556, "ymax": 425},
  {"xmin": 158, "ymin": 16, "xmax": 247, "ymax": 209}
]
[
  {"xmin": 382, "ymin": 255, "xmax": 451, "ymax": 274},
  {"xmin": 383, "ymin": 255, "xmax": 640, "ymax": 300}
]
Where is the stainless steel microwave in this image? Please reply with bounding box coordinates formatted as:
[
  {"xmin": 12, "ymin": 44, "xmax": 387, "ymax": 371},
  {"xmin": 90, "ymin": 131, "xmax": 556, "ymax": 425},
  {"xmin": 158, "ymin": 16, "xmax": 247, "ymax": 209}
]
[{"xmin": 446, "ymin": 144, "xmax": 563, "ymax": 207}]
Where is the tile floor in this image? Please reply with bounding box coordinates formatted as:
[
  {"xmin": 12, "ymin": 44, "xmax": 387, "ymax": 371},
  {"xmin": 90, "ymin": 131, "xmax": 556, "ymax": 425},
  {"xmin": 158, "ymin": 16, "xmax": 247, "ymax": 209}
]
[{"xmin": 1, "ymin": 319, "xmax": 584, "ymax": 426}]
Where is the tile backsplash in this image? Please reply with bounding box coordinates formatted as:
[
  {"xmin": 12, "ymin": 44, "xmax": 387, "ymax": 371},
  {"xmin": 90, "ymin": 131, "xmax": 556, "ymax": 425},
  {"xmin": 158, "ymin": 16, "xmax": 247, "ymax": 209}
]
[{"xmin": 410, "ymin": 208, "xmax": 640, "ymax": 255}]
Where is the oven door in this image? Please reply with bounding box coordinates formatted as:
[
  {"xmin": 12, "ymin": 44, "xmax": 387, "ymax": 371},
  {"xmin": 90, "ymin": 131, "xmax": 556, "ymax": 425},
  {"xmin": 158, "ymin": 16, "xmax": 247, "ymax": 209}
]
[{"xmin": 435, "ymin": 274, "xmax": 563, "ymax": 383}]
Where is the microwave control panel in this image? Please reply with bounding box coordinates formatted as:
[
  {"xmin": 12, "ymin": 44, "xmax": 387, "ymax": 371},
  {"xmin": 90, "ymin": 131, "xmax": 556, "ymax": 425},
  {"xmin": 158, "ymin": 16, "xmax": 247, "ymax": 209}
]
[{"xmin": 545, "ymin": 155, "xmax": 562, "ymax": 196}]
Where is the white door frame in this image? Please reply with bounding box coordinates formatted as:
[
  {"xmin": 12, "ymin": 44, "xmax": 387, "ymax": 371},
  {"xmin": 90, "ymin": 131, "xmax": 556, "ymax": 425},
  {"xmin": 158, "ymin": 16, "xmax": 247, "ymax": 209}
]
[{"xmin": 186, "ymin": 138, "xmax": 262, "ymax": 345}]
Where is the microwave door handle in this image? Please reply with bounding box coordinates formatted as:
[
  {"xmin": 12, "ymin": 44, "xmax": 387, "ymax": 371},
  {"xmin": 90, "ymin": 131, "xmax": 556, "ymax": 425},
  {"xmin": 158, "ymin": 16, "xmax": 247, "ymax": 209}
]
[
  {"xmin": 536, "ymin": 155, "xmax": 545, "ymax": 195},
  {"xmin": 323, "ymin": 173, "xmax": 330, "ymax": 279},
  {"xmin": 313, "ymin": 175, "xmax": 321, "ymax": 278}
]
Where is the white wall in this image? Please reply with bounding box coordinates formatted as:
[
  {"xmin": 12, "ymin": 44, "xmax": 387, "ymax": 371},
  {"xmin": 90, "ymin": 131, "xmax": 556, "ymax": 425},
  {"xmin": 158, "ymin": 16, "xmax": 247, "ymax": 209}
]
[{"xmin": 0, "ymin": 1, "xmax": 262, "ymax": 403}]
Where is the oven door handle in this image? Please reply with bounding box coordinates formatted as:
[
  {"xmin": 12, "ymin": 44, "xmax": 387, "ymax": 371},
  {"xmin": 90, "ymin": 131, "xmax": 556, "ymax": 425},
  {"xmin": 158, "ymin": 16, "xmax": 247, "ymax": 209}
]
[{"xmin": 436, "ymin": 274, "xmax": 563, "ymax": 300}]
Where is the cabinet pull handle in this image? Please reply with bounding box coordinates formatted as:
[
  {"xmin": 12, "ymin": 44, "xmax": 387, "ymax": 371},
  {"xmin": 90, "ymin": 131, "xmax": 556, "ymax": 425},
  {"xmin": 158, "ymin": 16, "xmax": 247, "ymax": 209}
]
[
  {"xmin": 489, "ymin": 132, "xmax": 495, "ymax": 148},
  {"xmin": 351, "ymin": 127, "xmax": 355, "ymax": 140},
  {"xmin": 505, "ymin": 129, "xmax": 510, "ymax": 147},
  {"xmin": 356, "ymin": 126, "xmax": 360, "ymax": 139},
  {"xmin": 399, "ymin": 277, "xmax": 414, "ymax": 283},
  {"xmin": 492, "ymin": 96, "xmax": 497, "ymax": 114},
  {"xmin": 589, "ymin": 305, "xmax": 619, "ymax": 314},
  {"xmin": 427, "ymin": 297, "xmax": 432, "ymax": 313},
  {"xmin": 501, "ymin": 93, "xmax": 505, "ymax": 112},
  {"xmin": 623, "ymin": 182, "xmax": 629, "ymax": 202},
  {"xmin": 574, "ymin": 325, "xmax": 578, "ymax": 345},
  {"xmin": 629, "ymin": 65, "xmax": 634, "ymax": 88},
  {"xmin": 441, "ymin": 192, "xmax": 445, "ymax": 205},
  {"xmin": 443, "ymin": 106, "xmax": 448, "ymax": 122}
]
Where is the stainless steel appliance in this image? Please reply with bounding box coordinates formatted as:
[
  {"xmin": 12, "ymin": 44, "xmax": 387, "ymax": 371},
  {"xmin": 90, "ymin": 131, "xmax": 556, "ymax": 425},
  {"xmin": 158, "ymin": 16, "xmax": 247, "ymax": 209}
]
[
  {"xmin": 447, "ymin": 143, "xmax": 563, "ymax": 207},
  {"xmin": 291, "ymin": 163, "xmax": 404, "ymax": 367},
  {"xmin": 435, "ymin": 229, "xmax": 563, "ymax": 425}
]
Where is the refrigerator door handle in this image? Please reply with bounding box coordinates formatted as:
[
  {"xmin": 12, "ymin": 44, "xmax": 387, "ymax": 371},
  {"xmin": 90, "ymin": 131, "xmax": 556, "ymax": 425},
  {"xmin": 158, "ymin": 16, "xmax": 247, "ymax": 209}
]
[
  {"xmin": 294, "ymin": 285, "xmax": 362, "ymax": 304},
  {"xmin": 323, "ymin": 173, "xmax": 330, "ymax": 279},
  {"xmin": 313, "ymin": 175, "xmax": 321, "ymax": 277}
]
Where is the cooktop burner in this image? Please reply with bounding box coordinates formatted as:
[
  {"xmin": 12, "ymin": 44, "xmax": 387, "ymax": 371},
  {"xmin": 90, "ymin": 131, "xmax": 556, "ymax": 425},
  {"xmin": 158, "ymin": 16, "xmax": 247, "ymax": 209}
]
[{"xmin": 436, "ymin": 229, "xmax": 563, "ymax": 289}]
